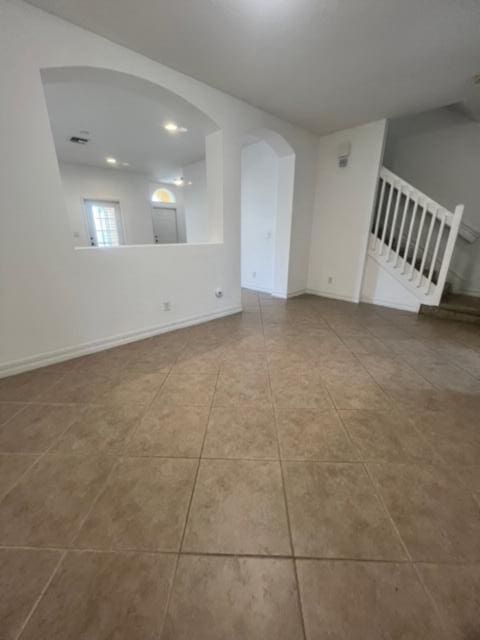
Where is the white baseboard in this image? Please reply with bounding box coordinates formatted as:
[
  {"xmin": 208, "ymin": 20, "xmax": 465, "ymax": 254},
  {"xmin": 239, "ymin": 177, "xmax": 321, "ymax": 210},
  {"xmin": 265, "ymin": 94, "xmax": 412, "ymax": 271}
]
[
  {"xmin": 360, "ymin": 295, "xmax": 419, "ymax": 313},
  {"xmin": 241, "ymin": 283, "xmax": 272, "ymax": 294},
  {"xmin": 0, "ymin": 305, "xmax": 243, "ymax": 379},
  {"xmin": 306, "ymin": 288, "xmax": 359, "ymax": 303},
  {"xmin": 286, "ymin": 288, "xmax": 307, "ymax": 298}
]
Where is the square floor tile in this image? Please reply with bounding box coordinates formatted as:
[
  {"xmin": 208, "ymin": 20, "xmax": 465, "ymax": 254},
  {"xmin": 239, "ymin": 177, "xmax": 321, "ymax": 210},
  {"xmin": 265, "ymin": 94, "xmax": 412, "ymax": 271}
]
[
  {"xmin": 214, "ymin": 371, "xmax": 271, "ymax": 407},
  {"xmin": 270, "ymin": 371, "xmax": 332, "ymax": 409},
  {"xmin": 339, "ymin": 410, "xmax": 439, "ymax": 463},
  {"xmin": 75, "ymin": 457, "xmax": 197, "ymax": 551},
  {"xmin": 0, "ymin": 454, "xmax": 114, "ymax": 546},
  {"xmin": 0, "ymin": 402, "xmax": 25, "ymax": 427},
  {"xmin": 297, "ymin": 560, "xmax": 445, "ymax": 640},
  {"xmin": 183, "ymin": 459, "xmax": 290, "ymax": 555},
  {"xmin": 453, "ymin": 465, "xmax": 480, "ymax": 501},
  {"xmin": 283, "ymin": 462, "xmax": 405, "ymax": 559},
  {"xmin": 173, "ymin": 346, "xmax": 224, "ymax": 375},
  {"xmin": 411, "ymin": 410, "xmax": 480, "ymax": 466},
  {"xmin": 0, "ymin": 548, "xmax": 61, "ymax": 640},
  {"xmin": 155, "ymin": 374, "xmax": 217, "ymax": 407},
  {"xmin": 163, "ymin": 555, "xmax": 304, "ymax": 640},
  {"xmin": 0, "ymin": 364, "xmax": 71, "ymax": 402},
  {"xmin": 0, "ymin": 453, "xmax": 39, "ymax": 500},
  {"xmin": 41, "ymin": 370, "xmax": 115, "ymax": 404},
  {"xmin": 327, "ymin": 383, "xmax": 392, "ymax": 410},
  {"xmin": 52, "ymin": 403, "xmax": 144, "ymax": 454},
  {"xmin": 202, "ymin": 406, "xmax": 278, "ymax": 459},
  {"xmin": 0, "ymin": 404, "xmax": 84, "ymax": 453},
  {"xmin": 417, "ymin": 563, "xmax": 480, "ymax": 640},
  {"xmin": 100, "ymin": 369, "xmax": 168, "ymax": 407},
  {"xmin": 368, "ymin": 463, "xmax": 480, "ymax": 561},
  {"xmin": 127, "ymin": 405, "xmax": 209, "ymax": 458},
  {"xmin": 276, "ymin": 408, "xmax": 356, "ymax": 461},
  {"xmin": 20, "ymin": 551, "xmax": 176, "ymax": 640}
]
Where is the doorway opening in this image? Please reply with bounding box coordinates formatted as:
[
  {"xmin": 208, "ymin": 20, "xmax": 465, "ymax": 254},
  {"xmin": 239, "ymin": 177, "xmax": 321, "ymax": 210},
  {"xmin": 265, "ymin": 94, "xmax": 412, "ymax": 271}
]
[{"xmin": 241, "ymin": 129, "xmax": 295, "ymax": 297}]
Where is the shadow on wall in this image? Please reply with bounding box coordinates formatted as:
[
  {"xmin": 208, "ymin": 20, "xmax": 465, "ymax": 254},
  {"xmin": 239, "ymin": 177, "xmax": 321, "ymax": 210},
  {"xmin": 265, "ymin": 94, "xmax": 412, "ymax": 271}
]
[{"xmin": 241, "ymin": 128, "xmax": 295, "ymax": 298}]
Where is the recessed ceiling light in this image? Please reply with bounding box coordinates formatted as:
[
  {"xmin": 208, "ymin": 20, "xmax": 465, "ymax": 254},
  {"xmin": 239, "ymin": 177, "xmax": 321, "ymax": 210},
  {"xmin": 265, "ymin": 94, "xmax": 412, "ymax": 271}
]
[
  {"xmin": 106, "ymin": 157, "xmax": 117, "ymax": 164},
  {"xmin": 164, "ymin": 122, "xmax": 179, "ymax": 132},
  {"xmin": 121, "ymin": 162, "xmax": 130, "ymax": 167}
]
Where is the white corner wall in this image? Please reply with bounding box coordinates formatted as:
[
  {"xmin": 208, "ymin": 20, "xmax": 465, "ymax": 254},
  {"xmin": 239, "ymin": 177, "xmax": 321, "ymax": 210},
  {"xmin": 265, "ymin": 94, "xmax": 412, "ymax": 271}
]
[
  {"xmin": 241, "ymin": 141, "xmax": 278, "ymax": 293},
  {"xmin": 385, "ymin": 108, "xmax": 480, "ymax": 297},
  {"xmin": 360, "ymin": 255, "xmax": 420, "ymax": 312},
  {"xmin": 307, "ymin": 120, "xmax": 387, "ymax": 302},
  {"xmin": 182, "ymin": 159, "xmax": 208, "ymax": 243},
  {"xmin": 59, "ymin": 162, "xmax": 187, "ymax": 246},
  {"xmin": 0, "ymin": 0, "xmax": 321, "ymax": 375}
]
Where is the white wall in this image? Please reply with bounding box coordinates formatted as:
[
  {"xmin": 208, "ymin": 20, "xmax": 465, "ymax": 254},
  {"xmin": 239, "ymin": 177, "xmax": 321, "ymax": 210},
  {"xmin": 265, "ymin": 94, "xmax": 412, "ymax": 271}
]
[
  {"xmin": 308, "ymin": 120, "xmax": 387, "ymax": 302},
  {"xmin": 59, "ymin": 162, "xmax": 186, "ymax": 246},
  {"xmin": 360, "ymin": 256, "xmax": 420, "ymax": 312},
  {"xmin": 385, "ymin": 107, "xmax": 480, "ymax": 296},
  {"xmin": 0, "ymin": 0, "xmax": 320, "ymax": 374},
  {"xmin": 182, "ymin": 160, "xmax": 208, "ymax": 243},
  {"xmin": 241, "ymin": 141, "xmax": 278, "ymax": 292}
]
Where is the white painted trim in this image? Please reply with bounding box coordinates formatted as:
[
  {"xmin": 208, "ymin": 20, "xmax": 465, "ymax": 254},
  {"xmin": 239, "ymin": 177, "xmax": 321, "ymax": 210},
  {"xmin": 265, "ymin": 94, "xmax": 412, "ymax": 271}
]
[
  {"xmin": 0, "ymin": 306, "xmax": 242, "ymax": 379},
  {"xmin": 241, "ymin": 283, "xmax": 273, "ymax": 294},
  {"xmin": 360, "ymin": 294, "xmax": 420, "ymax": 313},
  {"xmin": 286, "ymin": 288, "xmax": 307, "ymax": 298},
  {"xmin": 306, "ymin": 288, "xmax": 359, "ymax": 303}
]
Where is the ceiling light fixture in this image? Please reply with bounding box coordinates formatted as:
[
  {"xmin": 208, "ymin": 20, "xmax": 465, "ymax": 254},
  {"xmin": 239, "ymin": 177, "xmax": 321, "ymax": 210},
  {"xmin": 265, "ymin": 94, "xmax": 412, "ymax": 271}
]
[
  {"xmin": 173, "ymin": 177, "xmax": 184, "ymax": 187},
  {"xmin": 106, "ymin": 157, "xmax": 117, "ymax": 164},
  {"xmin": 164, "ymin": 122, "xmax": 188, "ymax": 133},
  {"xmin": 121, "ymin": 162, "xmax": 130, "ymax": 167}
]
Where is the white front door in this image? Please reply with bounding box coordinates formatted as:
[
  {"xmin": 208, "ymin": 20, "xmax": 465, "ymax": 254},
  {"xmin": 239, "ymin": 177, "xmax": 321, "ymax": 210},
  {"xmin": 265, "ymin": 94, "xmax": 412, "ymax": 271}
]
[{"xmin": 152, "ymin": 207, "xmax": 178, "ymax": 244}]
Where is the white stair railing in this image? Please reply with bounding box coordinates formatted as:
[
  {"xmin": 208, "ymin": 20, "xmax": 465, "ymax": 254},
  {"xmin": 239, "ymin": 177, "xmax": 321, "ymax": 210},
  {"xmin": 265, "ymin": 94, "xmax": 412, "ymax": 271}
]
[{"xmin": 369, "ymin": 167, "xmax": 464, "ymax": 306}]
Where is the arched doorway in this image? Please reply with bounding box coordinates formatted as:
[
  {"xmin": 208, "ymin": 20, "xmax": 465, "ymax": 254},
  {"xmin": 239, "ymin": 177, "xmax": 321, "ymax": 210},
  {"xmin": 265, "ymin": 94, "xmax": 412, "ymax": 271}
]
[{"xmin": 241, "ymin": 129, "xmax": 295, "ymax": 297}]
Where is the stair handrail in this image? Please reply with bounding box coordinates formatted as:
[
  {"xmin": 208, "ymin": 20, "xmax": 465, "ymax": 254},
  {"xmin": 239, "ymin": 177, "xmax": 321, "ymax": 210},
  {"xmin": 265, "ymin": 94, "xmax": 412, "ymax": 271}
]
[
  {"xmin": 371, "ymin": 167, "xmax": 464, "ymax": 306},
  {"xmin": 379, "ymin": 167, "xmax": 456, "ymax": 224}
]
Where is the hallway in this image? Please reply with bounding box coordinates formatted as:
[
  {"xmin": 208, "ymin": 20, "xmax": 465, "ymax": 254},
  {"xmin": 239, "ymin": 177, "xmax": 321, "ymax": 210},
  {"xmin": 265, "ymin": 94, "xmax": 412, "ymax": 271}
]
[{"xmin": 0, "ymin": 290, "xmax": 479, "ymax": 639}]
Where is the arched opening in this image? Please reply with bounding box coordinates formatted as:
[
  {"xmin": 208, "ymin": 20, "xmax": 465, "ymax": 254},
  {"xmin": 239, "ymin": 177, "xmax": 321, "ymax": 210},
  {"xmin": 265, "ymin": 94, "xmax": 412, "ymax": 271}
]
[
  {"xmin": 40, "ymin": 66, "xmax": 222, "ymax": 247},
  {"xmin": 241, "ymin": 129, "xmax": 296, "ymax": 297},
  {"xmin": 151, "ymin": 188, "xmax": 176, "ymax": 204}
]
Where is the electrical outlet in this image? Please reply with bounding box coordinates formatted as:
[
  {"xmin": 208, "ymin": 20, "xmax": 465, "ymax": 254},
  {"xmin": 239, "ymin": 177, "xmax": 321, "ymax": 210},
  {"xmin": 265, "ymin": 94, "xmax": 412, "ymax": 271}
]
[
  {"xmin": 163, "ymin": 301, "xmax": 171, "ymax": 312},
  {"xmin": 328, "ymin": 276, "xmax": 333, "ymax": 284}
]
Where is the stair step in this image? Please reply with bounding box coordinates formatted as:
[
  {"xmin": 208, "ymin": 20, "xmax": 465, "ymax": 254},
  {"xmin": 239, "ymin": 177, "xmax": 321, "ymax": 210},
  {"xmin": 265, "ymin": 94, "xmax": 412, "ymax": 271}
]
[{"xmin": 420, "ymin": 294, "xmax": 480, "ymax": 325}]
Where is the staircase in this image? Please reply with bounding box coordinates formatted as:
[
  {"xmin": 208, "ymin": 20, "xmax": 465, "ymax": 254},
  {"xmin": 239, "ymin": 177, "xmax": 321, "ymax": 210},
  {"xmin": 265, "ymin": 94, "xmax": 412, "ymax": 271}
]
[
  {"xmin": 369, "ymin": 167, "xmax": 464, "ymax": 308},
  {"xmin": 420, "ymin": 291, "xmax": 480, "ymax": 325}
]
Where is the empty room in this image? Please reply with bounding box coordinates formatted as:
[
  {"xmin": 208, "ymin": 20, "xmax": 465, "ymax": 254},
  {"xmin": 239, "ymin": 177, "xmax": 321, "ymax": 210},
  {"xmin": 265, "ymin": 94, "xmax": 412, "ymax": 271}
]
[{"xmin": 0, "ymin": 1, "xmax": 479, "ymax": 638}]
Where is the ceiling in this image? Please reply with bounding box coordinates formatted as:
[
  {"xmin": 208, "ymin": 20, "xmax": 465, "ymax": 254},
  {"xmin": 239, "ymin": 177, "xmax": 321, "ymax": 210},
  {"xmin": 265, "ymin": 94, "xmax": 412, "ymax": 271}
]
[
  {"xmin": 28, "ymin": 0, "xmax": 480, "ymax": 134},
  {"xmin": 41, "ymin": 67, "xmax": 215, "ymax": 182}
]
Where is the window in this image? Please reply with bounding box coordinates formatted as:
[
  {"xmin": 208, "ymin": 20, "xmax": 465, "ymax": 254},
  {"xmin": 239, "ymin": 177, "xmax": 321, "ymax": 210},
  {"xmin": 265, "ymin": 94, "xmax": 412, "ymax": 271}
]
[
  {"xmin": 151, "ymin": 188, "xmax": 176, "ymax": 204},
  {"xmin": 84, "ymin": 200, "xmax": 124, "ymax": 247}
]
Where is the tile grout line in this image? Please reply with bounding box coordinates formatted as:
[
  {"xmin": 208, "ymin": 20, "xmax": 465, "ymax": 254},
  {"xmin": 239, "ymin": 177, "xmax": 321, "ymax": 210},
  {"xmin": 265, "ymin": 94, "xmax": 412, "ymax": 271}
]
[
  {"xmin": 158, "ymin": 364, "xmax": 221, "ymax": 640},
  {"xmin": 14, "ymin": 550, "xmax": 67, "ymax": 640},
  {"xmin": 360, "ymin": 461, "xmax": 449, "ymax": 633},
  {"xmin": 66, "ymin": 360, "xmax": 179, "ymax": 551},
  {"xmin": 260, "ymin": 293, "xmax": 308, "ymax": 640},
  {"xmin": 2, "ymin": 541, "xmax": 480, "ymax": 565}
]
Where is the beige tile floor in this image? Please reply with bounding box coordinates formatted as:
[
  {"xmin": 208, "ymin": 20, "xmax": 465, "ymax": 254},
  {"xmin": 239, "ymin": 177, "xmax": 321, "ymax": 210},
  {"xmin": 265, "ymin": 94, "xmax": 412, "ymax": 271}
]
[{"xmin": 1, "ymin": 289, "xmax": 480, "ymax": 639}]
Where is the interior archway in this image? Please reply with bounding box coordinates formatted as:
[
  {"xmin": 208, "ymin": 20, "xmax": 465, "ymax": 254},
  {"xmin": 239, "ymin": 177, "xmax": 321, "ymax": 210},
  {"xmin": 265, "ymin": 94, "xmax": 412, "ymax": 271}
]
[
  {"xmin": 241, "ymin": 129, "xmax": 295, "ymax": 297},
  {"xmin": 40, "ymin": 66, "xmax": 223, "ymax": 246}
]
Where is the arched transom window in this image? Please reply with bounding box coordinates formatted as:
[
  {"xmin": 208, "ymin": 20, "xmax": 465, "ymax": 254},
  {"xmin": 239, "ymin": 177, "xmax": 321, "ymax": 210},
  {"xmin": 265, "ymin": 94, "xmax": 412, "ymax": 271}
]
[{"xmin": 151, "ymin": 188, "xmax": 176, "ymax": 204}]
